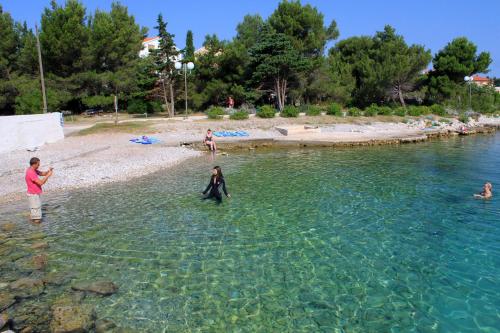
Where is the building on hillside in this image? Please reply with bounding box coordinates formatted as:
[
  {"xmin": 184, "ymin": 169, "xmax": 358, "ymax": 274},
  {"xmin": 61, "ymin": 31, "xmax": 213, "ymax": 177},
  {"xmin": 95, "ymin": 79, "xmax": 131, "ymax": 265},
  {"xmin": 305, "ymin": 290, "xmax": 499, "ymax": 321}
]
[
  {"xmin": 140, "ymin": 36, "xmax": 161, "ymax": 58},
  {"xmin": 140, "ymin": 36, "xmax": 183, "ymax": 62},
  {"xmin": 471, "ymin": 75, "xmax": 493, "ymax": 87}
]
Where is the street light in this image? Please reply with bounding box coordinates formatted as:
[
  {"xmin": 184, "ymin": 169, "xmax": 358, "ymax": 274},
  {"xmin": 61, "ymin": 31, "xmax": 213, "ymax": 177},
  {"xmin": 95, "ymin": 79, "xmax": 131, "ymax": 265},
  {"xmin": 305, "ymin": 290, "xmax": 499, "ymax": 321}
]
[
  {"xmin": 175, "ymin": 61, "xmax": 195, "ymax": 119},
  {"xmin": 464, "ymin": 76, "xmax": 473, "ymax": 111}
]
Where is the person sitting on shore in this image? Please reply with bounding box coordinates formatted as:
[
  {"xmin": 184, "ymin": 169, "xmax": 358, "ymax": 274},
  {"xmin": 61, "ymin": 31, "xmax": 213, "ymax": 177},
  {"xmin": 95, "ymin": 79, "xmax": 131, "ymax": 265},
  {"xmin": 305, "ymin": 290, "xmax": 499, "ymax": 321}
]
[
  {"xmin": 203, "ymin": 129, "xmax": 216, "ymax": 151},
  {"xmin": 202, "ymin": 166, "xmax": 230, "ymax": 203},
  {"xmin": 474, "ymin": 182, "xmax": 493, "ymax": 199},
  {"xmin": 25, "ymin": 157, "xmax": 53, "ymax": 223}
]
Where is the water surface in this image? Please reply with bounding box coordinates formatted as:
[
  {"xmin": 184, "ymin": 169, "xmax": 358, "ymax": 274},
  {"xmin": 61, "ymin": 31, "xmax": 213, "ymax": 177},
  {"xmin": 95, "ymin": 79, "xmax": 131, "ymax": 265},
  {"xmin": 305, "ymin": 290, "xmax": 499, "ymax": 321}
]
[{"xmin": 1, "ymin": 134, "xmax": 499, "ymax": 332}]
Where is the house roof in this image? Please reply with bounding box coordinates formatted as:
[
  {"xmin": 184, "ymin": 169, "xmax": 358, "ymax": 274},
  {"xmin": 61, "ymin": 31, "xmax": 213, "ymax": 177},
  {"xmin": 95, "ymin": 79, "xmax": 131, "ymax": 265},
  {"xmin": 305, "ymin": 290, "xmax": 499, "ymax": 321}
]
[
  {"xmin": 143, "ymin": 36, "xmax": 160, "ymax": 43},
  {"xmin": 472, "ymin": 75, "xmax": 490, "ymax": 82}
]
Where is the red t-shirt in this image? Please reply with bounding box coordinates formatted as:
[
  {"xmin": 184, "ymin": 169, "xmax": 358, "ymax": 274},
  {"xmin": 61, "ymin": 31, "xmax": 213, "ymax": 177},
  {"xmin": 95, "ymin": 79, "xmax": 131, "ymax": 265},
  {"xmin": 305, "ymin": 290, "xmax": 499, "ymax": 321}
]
[{"xmin": 26, "ymin": 168, "xmax": 42, "ymax": 194}]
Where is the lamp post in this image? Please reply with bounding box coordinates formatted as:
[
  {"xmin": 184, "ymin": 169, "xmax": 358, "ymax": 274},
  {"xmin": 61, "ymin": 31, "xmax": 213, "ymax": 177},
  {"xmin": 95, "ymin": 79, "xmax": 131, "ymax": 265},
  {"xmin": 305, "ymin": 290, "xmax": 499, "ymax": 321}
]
[
  {"xmin": 464, "ymin": 76, "xmax": 473, "ymax": 111},
  {"xmin": 175, "ymin": 61, "xmax": 195, "ymax": 119}
]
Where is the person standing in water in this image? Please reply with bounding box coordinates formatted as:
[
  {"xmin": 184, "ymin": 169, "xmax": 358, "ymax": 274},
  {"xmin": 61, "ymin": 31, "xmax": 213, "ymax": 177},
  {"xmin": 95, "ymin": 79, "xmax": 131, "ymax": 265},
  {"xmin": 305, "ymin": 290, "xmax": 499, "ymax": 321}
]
[
  {"xmin": 203, "ymin": 129, "xmax": 217, "ymax": 151},
  {"xmin": 474, "ymin": 182, "xmax": 493, "ymax": 199},
  {"xmin": 202, "ymin": 166, "xmax": 230, "ymax": 203},
  {"xmin": 25, "ymin": 157, "xmax": 53, "ymax": 223}
]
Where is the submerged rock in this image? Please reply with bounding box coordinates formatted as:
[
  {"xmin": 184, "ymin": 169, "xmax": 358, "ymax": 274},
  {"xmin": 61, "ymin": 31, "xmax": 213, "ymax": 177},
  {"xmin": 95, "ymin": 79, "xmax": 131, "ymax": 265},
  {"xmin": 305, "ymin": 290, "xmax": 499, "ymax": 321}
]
[
  {"xmin": 43, "ymin": 271, "xmax": 75, "ymax": 286},
  {"xmin": 95, "ymin": 318, "xmax": 117, "ymax": 333},
  {"xmin": 50, "ymin": 304, "xmax": 95, "ymax": 333},
  {"xmin": 71, "ymin": 281, "xmax": 118, "ymax": 296},
  {"xmin": 9, "ymin": 278, "xmax": 44, "ymax": 298},
  {"xmin": 33, "ymin": 253, "xmax": 48, "ymax": 270},
  {"xmin": 0, "ymin": 223, "xmax": 15, "ymax": 232},
  {"xmin": 0, "ymin": 292, "xmax": 16, "ymax": 311},
  {"xmin": 1, "ymin": 313, "xmax": 10, "ymax": 329},
  {"xmin": 30, "ymin": 242, "xmax": 49, "ymax": 250}
]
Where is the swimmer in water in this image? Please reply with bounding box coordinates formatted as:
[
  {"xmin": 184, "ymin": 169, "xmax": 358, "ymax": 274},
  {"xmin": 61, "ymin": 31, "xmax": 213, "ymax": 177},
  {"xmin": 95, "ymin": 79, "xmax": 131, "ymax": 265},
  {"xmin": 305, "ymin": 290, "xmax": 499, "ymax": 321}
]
[
  {"xmin": 202, "ymin": 166, "xmax": 230, "ymax": 203},
  {"xmin": 474, "ymin": 182, "xmax": 492, "ymax": 199}
]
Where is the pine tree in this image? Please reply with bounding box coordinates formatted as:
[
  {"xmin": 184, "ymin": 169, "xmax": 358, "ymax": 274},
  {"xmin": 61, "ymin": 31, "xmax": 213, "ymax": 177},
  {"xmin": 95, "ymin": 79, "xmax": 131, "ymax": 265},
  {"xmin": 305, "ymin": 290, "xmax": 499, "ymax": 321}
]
[{"xmin": 184, "ymin": 30, "xmax": 195, "ymax": 62}]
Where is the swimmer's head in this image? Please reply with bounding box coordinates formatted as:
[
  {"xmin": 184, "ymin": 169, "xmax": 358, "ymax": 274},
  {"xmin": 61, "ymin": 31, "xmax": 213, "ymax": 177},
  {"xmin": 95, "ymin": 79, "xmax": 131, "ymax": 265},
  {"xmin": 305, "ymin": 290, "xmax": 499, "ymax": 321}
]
[
  {"xmin": 212, "ymin": 166, "xmax": 223, "ymax": 178},
  {"xmin": 485, "ymin": 182, "xmax": 492, "ymax": 190},
  {"xmin": 207, "ymin": 129, "xmax": 212, "ymax": 133}
]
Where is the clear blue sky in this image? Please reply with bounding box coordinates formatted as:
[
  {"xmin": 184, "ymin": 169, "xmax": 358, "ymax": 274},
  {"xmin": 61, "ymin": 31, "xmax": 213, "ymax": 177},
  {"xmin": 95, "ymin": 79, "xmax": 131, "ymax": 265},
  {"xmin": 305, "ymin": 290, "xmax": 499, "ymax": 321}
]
[{"xmin": 2, "ymin": 0, "xmax": 500, "ymax": 76}]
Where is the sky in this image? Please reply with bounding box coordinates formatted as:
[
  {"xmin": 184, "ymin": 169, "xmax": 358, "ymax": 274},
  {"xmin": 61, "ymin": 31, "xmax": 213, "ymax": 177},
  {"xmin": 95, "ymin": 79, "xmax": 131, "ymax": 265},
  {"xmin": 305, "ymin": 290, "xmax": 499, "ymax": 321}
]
[{"xmin": 2, "ymin": 0, "xmax": 500, "ymax": 76}]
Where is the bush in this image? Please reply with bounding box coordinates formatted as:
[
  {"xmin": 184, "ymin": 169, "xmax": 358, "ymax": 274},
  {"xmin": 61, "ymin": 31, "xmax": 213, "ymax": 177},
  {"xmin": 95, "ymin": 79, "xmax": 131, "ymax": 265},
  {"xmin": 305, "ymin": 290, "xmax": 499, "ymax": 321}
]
[
  {"xmin": 327, "ymin": 103, "xmax": 342, "ymax": 116},
  {"xmin": 206, "ymin": 106, "xmax": 225, "ymax": 119},
  {"xmin": 127, "ymin": 99, "xmax": 148, "ymax": 114},
  {"xmin": 430, "ymin": 104, "xmax": 446, "ymax": 116},
  {"xmin": 347, "ymin": 107, "xmax": 362, "ymax": 117},
  {"xmin": 305, "ymin": 105, "xmax": 322, "ymax": 116},
  {"xmin": 394, "ymin": 107, "xmax": 406, "ymax": 117},
  {"xmin": 256, "ymin": 105, "xmax": 276, "ymax": 118},
  {"xmin": 229, "ymin": 110, "xmax": 249, "ymax": 120},
  {"xmin": 459, "ymin": 114, "xmax": 470, "ymax": 123},
  {"xmin": 281, "ymin": 105, "xmax": 299, "ymax": 118},
  {"xmin": 148, "ymin": 101, "xmax": 163, "ymax": 113},
  {"xmin": 364, "ymin": 104, "xmax": 379, "ymax": 117},
  {"xmin": 378, "ymin": 106, "xmax": 393, "ymax": 115}
]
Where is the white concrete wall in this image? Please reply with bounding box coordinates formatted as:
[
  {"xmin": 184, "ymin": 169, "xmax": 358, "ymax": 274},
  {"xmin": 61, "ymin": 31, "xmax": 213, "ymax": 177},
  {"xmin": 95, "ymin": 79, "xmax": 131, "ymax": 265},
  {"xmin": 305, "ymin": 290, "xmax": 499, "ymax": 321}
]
[{"xmin": 0, "ymin": 113, "xmax": 64, "ymax": 154}]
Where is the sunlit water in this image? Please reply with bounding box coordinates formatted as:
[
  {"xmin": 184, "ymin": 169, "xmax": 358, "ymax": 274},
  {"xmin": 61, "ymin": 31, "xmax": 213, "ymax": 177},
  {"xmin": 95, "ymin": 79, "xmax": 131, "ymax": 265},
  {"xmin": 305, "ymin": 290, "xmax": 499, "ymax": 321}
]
[{"xmin": 1, "ymin": 134, "xmax": 499, "ymax": 332}]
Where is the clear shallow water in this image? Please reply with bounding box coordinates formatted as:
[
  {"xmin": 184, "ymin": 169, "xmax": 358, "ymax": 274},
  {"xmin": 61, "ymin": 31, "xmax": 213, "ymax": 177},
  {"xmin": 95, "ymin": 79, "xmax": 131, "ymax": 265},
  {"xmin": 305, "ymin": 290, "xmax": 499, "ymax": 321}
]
[{"xmin": 1, "ymin": 134, "xmax": 499, "ymax": 332}]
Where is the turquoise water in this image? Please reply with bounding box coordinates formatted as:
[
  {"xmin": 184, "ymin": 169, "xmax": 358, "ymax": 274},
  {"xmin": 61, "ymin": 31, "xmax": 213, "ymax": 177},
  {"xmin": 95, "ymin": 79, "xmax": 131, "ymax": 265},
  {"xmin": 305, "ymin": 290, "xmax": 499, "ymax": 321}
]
[{"xmin": 1, "ymin": 134, "xmax": 499, "ymax": 332}]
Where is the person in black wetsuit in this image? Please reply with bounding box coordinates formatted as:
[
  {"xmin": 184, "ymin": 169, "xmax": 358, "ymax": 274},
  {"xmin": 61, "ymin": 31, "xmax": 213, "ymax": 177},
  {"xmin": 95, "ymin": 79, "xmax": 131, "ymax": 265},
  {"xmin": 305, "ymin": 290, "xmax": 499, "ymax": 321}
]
[{"xmin": 202, "ymin": 166, "xmax": 230, "ymax": 203}]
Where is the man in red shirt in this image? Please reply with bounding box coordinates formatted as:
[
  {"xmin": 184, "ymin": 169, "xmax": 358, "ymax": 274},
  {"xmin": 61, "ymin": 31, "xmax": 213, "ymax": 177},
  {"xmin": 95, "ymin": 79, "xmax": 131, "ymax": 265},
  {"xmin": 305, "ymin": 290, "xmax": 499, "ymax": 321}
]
[{"xmin": 25, "ymin": 157, "xmax": 53, "ymax": 223}]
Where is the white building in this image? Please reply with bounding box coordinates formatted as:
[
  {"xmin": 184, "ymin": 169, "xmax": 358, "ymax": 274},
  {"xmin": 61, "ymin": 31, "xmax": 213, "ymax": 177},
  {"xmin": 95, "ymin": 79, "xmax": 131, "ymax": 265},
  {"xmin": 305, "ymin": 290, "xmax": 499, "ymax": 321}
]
[{"xmin": 140, "ymin": 36, "xmax": 184, "ymax": 62}]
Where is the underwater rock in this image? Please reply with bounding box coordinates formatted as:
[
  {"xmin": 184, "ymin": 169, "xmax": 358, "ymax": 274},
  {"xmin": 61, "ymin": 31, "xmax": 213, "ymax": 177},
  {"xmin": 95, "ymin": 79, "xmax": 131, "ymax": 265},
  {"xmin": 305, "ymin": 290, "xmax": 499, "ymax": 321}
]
[
  {"xmin": 0, "ymin": 292, "xmax": 16, "ymax": 311},
  {"xmin": 43, "ymin": 271, "xmax": 75, "ymax": 286},
  {"xmin": 95, "ymin": 318, "xmax": 117, "ymax": 333},
  {"xmin": 30, "ymin": 242, "xmax": 49, "ymax": 250},
  {"xmin": 0, "ymin": 223, "xmax": 15, "ymax": 232},
  {"xmin": 20, "ymin": 326, "xmax": 34, "ymax": 333},
  {"xmin": 71, "ymin": 281, "xmax": 118, "ymax": 296},
  {"xmin": 33, "ymin": 253, "xmax": 48, "ymax": 270},
  {"xmin": 1, "ymin": 313, "xmax": 10, "ymax": 329},
  {"xmin": 50, "ymin": 304, "xmax": 95, "ymax": 333},
  {"xmin": 9, "ymin": 278, "xmax": 44, "ymax": 298},
  {"xmin": 10, "ymin": 302, "xmax": 51, "ymax": 332},
  {"xmin": 27, "ymin": 233, "xmax": 46, "ymax": 240}
]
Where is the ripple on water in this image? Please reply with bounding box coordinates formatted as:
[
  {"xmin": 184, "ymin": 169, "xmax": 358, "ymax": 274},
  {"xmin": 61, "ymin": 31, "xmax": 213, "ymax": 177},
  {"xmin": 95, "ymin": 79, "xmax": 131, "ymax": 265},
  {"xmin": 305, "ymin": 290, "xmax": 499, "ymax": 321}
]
[{"xmin": 0, "ymin": 134, "xmax": 499, "ymax": 332}]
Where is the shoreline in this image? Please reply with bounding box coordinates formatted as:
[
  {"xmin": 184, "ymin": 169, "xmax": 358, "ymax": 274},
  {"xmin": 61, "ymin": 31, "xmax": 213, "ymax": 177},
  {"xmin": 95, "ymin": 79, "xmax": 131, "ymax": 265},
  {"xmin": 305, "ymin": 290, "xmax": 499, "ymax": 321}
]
[{"xmin": 0, "ymin": 116, "xmax": 498, "ymax": 205}]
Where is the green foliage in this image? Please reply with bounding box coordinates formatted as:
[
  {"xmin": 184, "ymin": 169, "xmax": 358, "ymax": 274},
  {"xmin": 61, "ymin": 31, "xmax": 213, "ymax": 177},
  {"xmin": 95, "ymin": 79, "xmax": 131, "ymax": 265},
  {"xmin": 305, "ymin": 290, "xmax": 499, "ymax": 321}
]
[
  {"xmin": 268, "ymin": 0, "xmax": 338, "ymax": 57},
  {"xmin": 430, "ymin": 104, "xmax": 446, "ymax": 116},
  {"xmin": 229, "ymin": 110, "xmax": 249, "ymax": 120},
  {"xmin": 184, "ymin": 30, "xmax": 195, "ymax": 62},
  {"xmin": 82, "ymin": 95, "xmax": 114, "ymax": 109},
  {"xmin": 331, "ymin": 26, "xmax": 431, "ymax": 108},
  {"xmin": 256, "ymin": 105, "xmax": 276, "ymax": 118},
  {"xmin": 364, "ymin": 104, "xmax": 379, "ymax": 117},
  {"xmin": 149, "ymin": 100, "xmax": 163, "ymax": 113},
  {"xmin": 459, "ymin": 114, "xmax": 470, "ymax": 123},
  {"xmin": 127, "ymin": 99, "xmax": 148, "ymax": 114},
  {"xmin": 394, "ymin": 107, "xmax": 407, "ymax": 117},
  {"xmin": 206, "ymin": 106, "xmax": 225, "ymax": 119},
  {"xmin": 406, "ymin": 106, "xmax": 430, "ymax": 116},
  {"xmin": 304, "ymin": 105, "xmax": 322, "ymax": 116},
  {"xmin": 236, "ymin": 14, "xmax": 264, "ymax": 48},
  {"xmin": 281, "ymin": 105, "xmax": 299, "ymax": 117},
  {"xmin": 249, "ymin": 25, "xmax": 308, "ymax": 110},
  {"xmin": 14, "ymin": 76, "xmax": 71, "ymax": 114},
  {"xmin": 327, "ymin": 102, "xmax": 342, "ymax": 116},
  {"xmin": 347, "ymin": 107, "xmax": 362, "ymax": 117},
  {"xmin": 378, "ymin": 106, "xmax": 393, "ymax": 115}
]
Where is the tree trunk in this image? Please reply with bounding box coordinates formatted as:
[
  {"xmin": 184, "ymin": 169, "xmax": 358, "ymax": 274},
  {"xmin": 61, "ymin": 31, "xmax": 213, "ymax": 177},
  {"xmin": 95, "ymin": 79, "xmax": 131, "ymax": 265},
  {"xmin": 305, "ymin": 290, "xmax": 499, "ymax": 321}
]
[
  {"xmin": 397, "ymin": 84, "xmax": 406, "ymax": 108},
  {"xmin": 275, "ymin": 78, "xmax": 282, "ymax": 111},
  {"xmin": 169, "ymin": 82, "xmax": 175, "ymax": 117},
  {"xmin": 161, "ymin": 79, "xmax": 171, "ymax": 115}
]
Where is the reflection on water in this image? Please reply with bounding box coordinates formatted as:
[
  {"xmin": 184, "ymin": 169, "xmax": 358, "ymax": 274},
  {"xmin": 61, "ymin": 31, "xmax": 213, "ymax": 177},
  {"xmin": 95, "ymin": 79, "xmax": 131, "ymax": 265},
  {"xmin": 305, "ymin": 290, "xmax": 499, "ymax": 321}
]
[{"xmin": 1, "ymin": 134, "xmax": 499, "ymax": 332}]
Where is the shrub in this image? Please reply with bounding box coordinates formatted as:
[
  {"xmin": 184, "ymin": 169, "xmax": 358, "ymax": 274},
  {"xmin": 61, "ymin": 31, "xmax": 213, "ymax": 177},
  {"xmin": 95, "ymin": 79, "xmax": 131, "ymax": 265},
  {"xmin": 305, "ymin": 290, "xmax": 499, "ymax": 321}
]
[
  {"xmin": 281, "ymin": 105, "xmax": 299, "ymax": 118},
  {"xmin": 407, "ymin": 106, "xmax": 422, "ymax": 116},
  {"xmin": 430, "ymin": 104, "xmax": 446, "ymax": 116},
  {"xmin": 148, "ymin": 101, "xmax": 163, "ymax": 113},
  {"xmin": 127, "ymin": 99, "xmax": 148, "ymax": 114},
  {"xmin": 364, "ymin": 104, "xmax": 379, "ymax": 117},
  {"xmin": 256, "ymin": 105, "xmax": 276, "ymax": 118},
  {"xmin": 347, "ymin": 107, "xmax": 362, "ymax": 117},
  {"xmin": 305, "ymin": 105, "xmax": 322, "ymax": 116},
  {"xmin": 459, "ymin": 114, "xmax": 470, "ymax": 123},
  {"xmin": 378, "ymin": 106, "xmax": 393, "ymax": 115},
  {"xmin": 229, "ymin": 110, "xmax": 249, "ymax": 120},
  {"xmin": 394, "ymin": 107, "xmax": 406, "ymax": 117},
  {"xmin": 327, "ymin": 103, "xmax": 342, "ymax": 116},
  {"xmin": 206, "ymin": 106, "xmax": 225, "ymax": 119}
]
